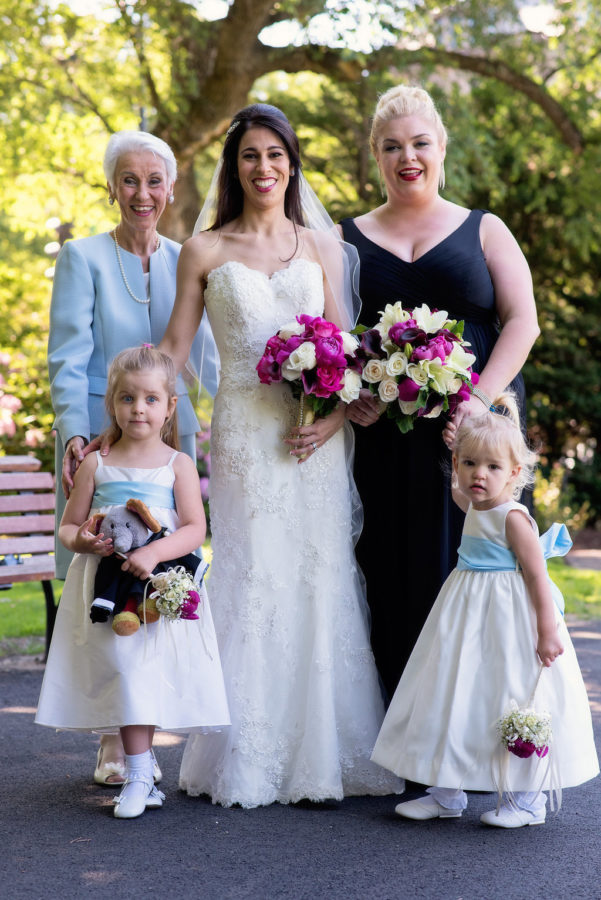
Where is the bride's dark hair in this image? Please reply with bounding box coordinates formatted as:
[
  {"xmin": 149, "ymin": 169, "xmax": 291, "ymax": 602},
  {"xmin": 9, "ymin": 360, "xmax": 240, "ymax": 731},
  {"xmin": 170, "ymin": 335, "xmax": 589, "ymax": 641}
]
[{"xmin": 209, "ymin": 104, "xmax": 303, "ymax": 230}]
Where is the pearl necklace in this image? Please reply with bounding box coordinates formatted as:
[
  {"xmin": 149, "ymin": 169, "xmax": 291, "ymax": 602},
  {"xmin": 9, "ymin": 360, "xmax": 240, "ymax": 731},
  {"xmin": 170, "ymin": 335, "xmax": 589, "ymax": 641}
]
[{"xmin": 111, "ymin": 228, "xmax": 160, "ymax": 305}]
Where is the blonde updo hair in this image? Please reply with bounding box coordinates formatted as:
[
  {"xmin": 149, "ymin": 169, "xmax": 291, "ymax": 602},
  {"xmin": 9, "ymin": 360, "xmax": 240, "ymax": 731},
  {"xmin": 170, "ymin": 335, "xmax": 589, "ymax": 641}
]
[
  {"xmin": 369, "ymin": 85, "xmax": 448, "ymax": 157},
  {"xmin": 104, "ymin": 345, "xmax": 179, "ymax": 450},
  {"xmin": 453, "ymin": 391, "xmax": 537, "ymax": 498}
]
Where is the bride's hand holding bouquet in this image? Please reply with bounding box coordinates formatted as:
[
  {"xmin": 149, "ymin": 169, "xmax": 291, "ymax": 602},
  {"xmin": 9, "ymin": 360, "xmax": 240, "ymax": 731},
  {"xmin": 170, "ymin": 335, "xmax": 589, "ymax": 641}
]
[{"xmin": 257, "ymin": 313, "xmax": 363, "ymax": 461}]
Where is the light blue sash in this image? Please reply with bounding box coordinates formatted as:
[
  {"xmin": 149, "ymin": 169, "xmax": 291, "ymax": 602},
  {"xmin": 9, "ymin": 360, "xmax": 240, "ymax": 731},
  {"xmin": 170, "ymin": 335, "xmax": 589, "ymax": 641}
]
[
  {"xmin": 457, "ymin": 522, "xmax": 572, "ymax": 615},
  {"xmin": 92, "ymin": 481, "xmax": 175, "ymax": 509}
]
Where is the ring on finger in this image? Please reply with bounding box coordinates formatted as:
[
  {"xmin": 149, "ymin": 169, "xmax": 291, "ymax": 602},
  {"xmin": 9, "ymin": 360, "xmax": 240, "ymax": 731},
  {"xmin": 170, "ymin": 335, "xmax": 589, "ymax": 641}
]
[{"xmin": 311, "ymin": 442, "xmax": 317, "ymax": 451}]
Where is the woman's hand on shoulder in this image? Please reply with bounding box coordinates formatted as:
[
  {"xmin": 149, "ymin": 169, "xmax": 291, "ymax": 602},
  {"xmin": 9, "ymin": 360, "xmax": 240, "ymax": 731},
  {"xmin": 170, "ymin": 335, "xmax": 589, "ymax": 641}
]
[{"xmin": 62, "ymin": 436, "xmax": 88, "ymax": 498}]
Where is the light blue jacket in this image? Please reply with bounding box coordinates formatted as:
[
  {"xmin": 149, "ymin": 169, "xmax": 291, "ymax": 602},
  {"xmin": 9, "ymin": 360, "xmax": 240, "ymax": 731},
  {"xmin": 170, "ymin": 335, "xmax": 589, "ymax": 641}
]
[
  {"xmin": 48, "ymin": 231, "xmax": 218, "ymax": 579},
  {"xmin": 48, "ymin": 231, "xmax": 217, "ymax": 446}
]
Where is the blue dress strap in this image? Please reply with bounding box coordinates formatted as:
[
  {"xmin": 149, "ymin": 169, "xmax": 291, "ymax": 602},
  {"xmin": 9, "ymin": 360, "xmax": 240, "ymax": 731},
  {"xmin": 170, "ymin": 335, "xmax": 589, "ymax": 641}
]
[{"xmin": 91, "ymin": 481, "xmax": 176, "ymax": 509}]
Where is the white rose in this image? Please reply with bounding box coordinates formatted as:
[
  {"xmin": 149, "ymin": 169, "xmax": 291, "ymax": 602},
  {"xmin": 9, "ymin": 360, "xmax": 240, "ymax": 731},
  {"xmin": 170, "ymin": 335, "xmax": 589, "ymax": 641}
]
[
  {"xmin": 338, "ymin": 369, "xmax": 362, "ymax": 403},
  {"xmin": 378, "ymin": 377, "xmax": 399, "ymax": 403},
  {"xmin": 281, "ymin": 341, "xmax": 316, "ymax": 380},
  {"xmin": 278, "ymin": 320, "xmax": 305, "ymax": 340},
  {"xmin": 386, "ymin": 351, "xmax": 408, "ymax": 378},
  {"xmin": 406, "ymin": 362, "xmax": 429, "ymax": 386},
  {"xmin": 340, "ymin": 331, "xmax": 359, "ymax": 355},
  {"xmin": 413, "ymin": 303, "xmax": 450, "ymax": 334},
  {"xmin": 363, "ymin": 358, "xmax": 385, "ymax": 384}
]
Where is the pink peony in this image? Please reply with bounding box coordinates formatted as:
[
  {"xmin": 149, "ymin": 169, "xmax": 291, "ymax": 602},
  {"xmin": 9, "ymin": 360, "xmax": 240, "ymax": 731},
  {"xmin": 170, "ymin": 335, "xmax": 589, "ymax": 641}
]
[
  {"xmin": 297, "ymin": 314, "xmax": 340, "ymax": 340},
  {"xmin": 313, "ymin": 365, "xmax": 345, "ymax": 397}
]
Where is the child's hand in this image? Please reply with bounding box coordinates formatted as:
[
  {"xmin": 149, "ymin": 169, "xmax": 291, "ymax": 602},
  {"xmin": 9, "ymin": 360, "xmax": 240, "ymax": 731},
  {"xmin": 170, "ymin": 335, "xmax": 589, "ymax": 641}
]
[
  {"xmin": 537, "ymin": 628, "xmax": 564, "ymax": 668},
  {"xmin": 72, "ymin": 518, "xmax": 114, "ymax": 556},
  {"xmin": 120, "ymin": 545, "xmax": 160, "ymax": 581}
]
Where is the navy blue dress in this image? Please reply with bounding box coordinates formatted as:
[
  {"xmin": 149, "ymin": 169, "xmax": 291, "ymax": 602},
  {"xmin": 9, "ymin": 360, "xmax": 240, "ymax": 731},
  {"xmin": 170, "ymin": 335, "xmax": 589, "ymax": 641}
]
[{"xmin": 341, "ymin": 210, "xmax": 526, "ymax": 700}]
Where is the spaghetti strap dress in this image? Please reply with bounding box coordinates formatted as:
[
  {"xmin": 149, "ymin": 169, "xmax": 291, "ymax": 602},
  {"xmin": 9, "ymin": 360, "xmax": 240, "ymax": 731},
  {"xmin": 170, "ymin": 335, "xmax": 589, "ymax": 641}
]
[
  {"xmin": 340, "ymin": 211, "xmax": 527, "ymax": 699},
  {"xmin": 36, "ymin": 452, "xmax": 230, "ymax": 734}
]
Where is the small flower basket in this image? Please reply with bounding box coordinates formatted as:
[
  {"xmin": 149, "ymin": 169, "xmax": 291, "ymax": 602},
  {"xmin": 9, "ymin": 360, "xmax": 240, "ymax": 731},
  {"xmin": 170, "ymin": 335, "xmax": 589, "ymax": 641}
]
[
  {"xmin": 356, "ymin": 302, "xmax": 478, "ymax": 433},
  {"xmin": 496, "ymin": 701, "xmax": 552, "ymax": 759},
  {"xmin": 257, "ymin": 314, "xmax": 363, "ymax": 425}
]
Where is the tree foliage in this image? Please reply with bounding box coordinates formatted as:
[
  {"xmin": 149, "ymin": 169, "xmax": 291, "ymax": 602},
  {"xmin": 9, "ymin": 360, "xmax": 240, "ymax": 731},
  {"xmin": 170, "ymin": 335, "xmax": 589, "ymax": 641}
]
[{"xmin": 1, "ymin": 0, "xmax": 600, "ymax": 518}]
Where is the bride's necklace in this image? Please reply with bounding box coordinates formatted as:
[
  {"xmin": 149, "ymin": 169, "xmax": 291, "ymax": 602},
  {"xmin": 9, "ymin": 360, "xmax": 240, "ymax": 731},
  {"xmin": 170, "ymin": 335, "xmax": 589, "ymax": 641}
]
[{"xmin": 111, "ymin": 227, "xmax": 160, "ymax": 305}]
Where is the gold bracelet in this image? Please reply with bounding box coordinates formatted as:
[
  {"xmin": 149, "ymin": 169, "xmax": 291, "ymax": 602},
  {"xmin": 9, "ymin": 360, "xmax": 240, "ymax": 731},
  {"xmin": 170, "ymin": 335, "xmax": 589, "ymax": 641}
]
[{"xmin": 472, "ymin": 386, "xmax": 495, "ymax": 411}]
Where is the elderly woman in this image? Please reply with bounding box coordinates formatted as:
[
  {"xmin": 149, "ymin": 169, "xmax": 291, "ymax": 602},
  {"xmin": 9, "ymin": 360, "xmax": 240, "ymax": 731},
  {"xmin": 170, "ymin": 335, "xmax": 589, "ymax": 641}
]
[
  {"xmin": 48, "ymin": 129, "xmax": 216, "ymax": 785},
  {"xmin": 340, "ymin": 85, "xmax": 540, "ymax": 701}
]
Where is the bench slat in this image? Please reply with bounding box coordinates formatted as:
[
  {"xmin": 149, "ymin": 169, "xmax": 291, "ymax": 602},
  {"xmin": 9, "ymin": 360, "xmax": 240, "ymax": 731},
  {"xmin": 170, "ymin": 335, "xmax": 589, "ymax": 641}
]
[
  {"xmin": 0, "ymin": 456, "xmax": 41, "ymax": 472},
  {"xmin": 0, "ymin": 556, "xmax": 55, "ymax": 583},
  {"xmin": 0, "ymin": 514, "xmax": 55, "ymax": 535},
  {"xmin": 0, "ymin": 472, "xmax": 55, "ymax": 491},
  {"xmin": 0, "ymin": 495, "xmax": 56, "ymax": 514},
  {"xmin": 0, "ymin": 536, "xmax": 55, "ymax": 555}
]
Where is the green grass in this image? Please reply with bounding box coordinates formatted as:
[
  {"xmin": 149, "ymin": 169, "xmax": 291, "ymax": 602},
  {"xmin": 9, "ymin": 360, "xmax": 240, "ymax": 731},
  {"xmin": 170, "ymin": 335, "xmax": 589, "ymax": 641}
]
[{"xmin": 0, "ymin": 553, "xmax": 599, "ymax": 659}]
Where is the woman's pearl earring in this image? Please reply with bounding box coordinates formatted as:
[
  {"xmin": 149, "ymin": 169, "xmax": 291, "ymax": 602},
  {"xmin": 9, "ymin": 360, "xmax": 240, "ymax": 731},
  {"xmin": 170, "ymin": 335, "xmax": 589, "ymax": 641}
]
[
  {"xmin": 108, "ymin": 195, "xmax": 115, "ymax": 206},
  {"xmin": 168, "ymin": 194, "xmax": 174, "ymax": 205}
]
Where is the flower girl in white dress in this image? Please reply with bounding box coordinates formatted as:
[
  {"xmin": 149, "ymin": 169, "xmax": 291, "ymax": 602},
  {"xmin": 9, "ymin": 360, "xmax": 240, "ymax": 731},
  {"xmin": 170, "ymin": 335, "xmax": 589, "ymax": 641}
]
[
  {"xmin": 36, "ymin": 346, "xmax": 229, "ymax": 818},
  {"xmin": 371, "ymin": 392, "xmax": 598, "ymax": 827}
]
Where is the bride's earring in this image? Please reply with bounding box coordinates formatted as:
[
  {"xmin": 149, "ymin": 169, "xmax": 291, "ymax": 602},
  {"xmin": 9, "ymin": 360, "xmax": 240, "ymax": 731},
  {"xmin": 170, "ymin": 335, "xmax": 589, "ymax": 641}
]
[{"xmin": 438, "ymin": 162, "xmax": 446, "ymax": 191}]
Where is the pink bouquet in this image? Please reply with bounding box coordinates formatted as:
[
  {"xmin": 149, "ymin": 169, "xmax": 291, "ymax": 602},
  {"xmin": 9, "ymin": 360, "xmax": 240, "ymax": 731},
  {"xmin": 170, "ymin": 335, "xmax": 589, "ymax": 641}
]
[
  {"xmin": 257, "ymin": 314, "xmax": 363, "ymax": 421},
  {"xmin": 357, "ymin": 302, "xmax": 478, "ymax": 433}
]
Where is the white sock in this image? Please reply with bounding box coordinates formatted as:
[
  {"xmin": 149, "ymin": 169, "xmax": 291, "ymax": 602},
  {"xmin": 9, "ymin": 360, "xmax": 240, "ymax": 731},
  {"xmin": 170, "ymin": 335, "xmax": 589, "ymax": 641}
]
[{"xmin": 120, "ymin": 750, "xmax": 153, "ymax": 804}]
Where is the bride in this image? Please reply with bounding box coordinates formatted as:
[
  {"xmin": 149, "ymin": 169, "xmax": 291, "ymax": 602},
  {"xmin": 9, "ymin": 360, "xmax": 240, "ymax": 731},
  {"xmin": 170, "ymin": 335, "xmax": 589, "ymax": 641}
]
[{"xmin": 159, "ymin": 103, "xmax": 401, "ymax": 808}]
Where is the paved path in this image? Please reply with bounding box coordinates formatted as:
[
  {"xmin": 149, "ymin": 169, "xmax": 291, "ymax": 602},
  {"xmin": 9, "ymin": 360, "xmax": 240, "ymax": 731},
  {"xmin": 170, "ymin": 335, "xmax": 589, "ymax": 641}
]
[{"xmin": 2, "ymin": 619, "xmax": 601, "ymax": 900}]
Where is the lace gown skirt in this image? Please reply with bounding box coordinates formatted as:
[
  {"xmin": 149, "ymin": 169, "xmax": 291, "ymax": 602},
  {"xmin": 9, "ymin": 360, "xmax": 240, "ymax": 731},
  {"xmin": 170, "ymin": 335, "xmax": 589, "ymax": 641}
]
[{"xmin": 179, "ymin": 259, "xmax": 401, "ymax": 807}]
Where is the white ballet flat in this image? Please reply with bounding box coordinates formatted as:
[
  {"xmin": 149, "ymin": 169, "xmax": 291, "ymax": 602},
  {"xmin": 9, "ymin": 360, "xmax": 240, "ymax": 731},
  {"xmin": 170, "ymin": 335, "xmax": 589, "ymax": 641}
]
[
  {"xmin": 113, "ymin": 773, "xmax": 163, "ymax": 819},
  {"xmin": 480, "ymin": 806, "xmax": 545, "ymax": 828},
  {"xmin": 395, "ymin": 795, "xmax": 463, "ymax": 820}
]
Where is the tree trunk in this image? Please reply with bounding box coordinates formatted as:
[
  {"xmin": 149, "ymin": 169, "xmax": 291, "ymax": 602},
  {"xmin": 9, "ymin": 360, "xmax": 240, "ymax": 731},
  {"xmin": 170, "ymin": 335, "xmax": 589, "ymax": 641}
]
[{"xmin": 159, "ymin": 158, "xmax": 202, "ymax": 243}]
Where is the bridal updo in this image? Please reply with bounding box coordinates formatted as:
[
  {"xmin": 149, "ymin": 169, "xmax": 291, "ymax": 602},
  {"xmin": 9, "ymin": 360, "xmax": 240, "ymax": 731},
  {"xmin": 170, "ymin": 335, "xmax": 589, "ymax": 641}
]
[{"xmin": 369, "ymin": 85, "xmax": 448, "ymax": 156}]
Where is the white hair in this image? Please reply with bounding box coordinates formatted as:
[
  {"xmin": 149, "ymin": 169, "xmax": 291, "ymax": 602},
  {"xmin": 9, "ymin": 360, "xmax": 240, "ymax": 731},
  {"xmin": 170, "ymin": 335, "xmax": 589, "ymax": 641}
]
[{"xmin": 103, "ymin": 130, "xmax": 177, "ymax": 189}]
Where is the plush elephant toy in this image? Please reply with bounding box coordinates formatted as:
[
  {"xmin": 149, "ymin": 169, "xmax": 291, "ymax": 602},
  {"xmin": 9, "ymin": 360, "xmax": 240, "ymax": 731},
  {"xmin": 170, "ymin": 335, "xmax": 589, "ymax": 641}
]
[
  {"xmin": 90, "ymin": 498, "xmax": 205, "ymax": 637},
  {"xmin": 90, "ymin": 499, "xmax": 164, "ymax": 636}
]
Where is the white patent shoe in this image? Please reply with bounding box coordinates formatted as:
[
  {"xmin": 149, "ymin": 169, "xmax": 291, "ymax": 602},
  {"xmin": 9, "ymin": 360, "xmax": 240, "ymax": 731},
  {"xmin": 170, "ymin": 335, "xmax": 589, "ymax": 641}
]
[
  {"xmin": 113, "ymin": 773, "xmax": 165, "ymax": 819},
  {"xmin": 395, "ymin": 795, "xmax": 463, "ymax": 820},
  {"xmin": 480, "ymin": 805, "xmax": 545, "ymax": 828}
]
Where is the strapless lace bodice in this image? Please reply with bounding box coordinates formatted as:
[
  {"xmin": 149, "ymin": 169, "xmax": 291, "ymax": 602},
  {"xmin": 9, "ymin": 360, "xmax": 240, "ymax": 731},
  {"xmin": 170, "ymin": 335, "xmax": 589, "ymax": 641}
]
[{"xmin": 204, "ymin": 258, "xmax": 324, "ymax": 391}]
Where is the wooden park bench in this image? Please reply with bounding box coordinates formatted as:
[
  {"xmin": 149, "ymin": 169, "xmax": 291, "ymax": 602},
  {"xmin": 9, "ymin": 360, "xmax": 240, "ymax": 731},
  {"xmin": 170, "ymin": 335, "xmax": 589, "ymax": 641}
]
[{"xmin": 0, "ymin": 455, "xmax": 58, "ymax": 659}]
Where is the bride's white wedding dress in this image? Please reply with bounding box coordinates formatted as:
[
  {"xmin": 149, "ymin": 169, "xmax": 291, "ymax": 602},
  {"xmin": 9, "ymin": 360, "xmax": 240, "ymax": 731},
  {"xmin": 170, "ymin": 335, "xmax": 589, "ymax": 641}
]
[{"xmin": 179, "ymin": 259, "xmax": 401, "ymax": 807}]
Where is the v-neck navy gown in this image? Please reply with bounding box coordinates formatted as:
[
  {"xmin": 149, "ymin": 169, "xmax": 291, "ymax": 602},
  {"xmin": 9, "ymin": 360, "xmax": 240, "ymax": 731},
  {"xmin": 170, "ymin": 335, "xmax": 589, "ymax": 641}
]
[{"xmin": 341, "ymin": 210, "xmax": 526, "ymax": 700}]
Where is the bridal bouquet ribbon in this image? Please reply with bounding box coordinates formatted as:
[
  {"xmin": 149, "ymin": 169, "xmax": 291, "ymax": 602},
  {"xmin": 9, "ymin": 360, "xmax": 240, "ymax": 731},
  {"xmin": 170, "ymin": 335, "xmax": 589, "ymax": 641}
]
[
  {"xmin": 356, "ymin": 302, "xmax": 478, "ymax": 433},
  {"xmin": 256, "ymin": 314, "xmax": 363, "ymax": 421}
]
